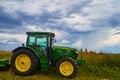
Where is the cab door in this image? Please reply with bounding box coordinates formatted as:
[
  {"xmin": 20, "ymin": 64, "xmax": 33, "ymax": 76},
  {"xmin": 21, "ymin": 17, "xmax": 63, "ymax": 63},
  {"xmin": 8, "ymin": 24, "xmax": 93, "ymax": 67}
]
[
  {"xmin": 36, "ymin": 36, "xmax": 49, "ymax": 71},
  {"xmin": 27, "ymin": 35, "xmax": 49, "ymax": 71},
  {"xmin": 36, "ymin": 37, "xmax": 47, "ymax": 57}
]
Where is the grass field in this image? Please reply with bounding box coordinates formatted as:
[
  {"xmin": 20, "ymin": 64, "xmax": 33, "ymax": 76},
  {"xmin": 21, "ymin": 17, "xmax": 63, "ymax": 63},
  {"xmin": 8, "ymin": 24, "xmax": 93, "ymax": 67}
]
[{"xmin": 0, "ymin": 50, "xmax": 120, "ymax": 80}]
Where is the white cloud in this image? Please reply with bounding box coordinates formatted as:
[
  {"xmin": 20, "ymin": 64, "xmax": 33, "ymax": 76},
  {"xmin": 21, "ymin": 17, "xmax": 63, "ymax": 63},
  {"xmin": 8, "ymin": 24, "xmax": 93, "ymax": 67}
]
[
  {"xmin": 0, "ymin": 0, "xmax": 43, "ymax": 16},
  {"xmin": 26, "ymin": 25, "xmax": 43, "ymax": 31},
  {"xmin": 52, "ymin": 0, "xmax": 119, "ymax": 32},
  {"xmin": 55, "ymin": 13, "xmax": 94, "ymax": 31},
  {"xmin": 81, "ymin": 0, "xmax": 120, "ymax": 20},
  {"xmin": 0, "ymin": 39, "xmax": 7, "ymax": 43},
  {"xmin": 0, "ymin": 0, "xmax": 88, "ymax": 16},
  {"xmin": 59, "ymin": 14, "xmax": 91, "ymax": 25},
  {"xmin": 54, "ymin": 15, "xmax": 88, "ymax": 32},
  {"xmin": 73, "ymin": 27, "xmax": 120, "ymax": 50},
  {"xmin": 60, "ymin": 39, "xmax": 70, "ymax": 44},
  {"xmin": 72, "ymin": 40, "xmax": 82, "ymax": 48},
  {"xmin": 73, "ymin": 25, "xmax": 94, "ymax": 31},
  {"xmin": 0, "ymin": 33, "xmax": 27, "ymax": 44},
  {"xmin": 102, "ymin": 28, "xmax": 120, "ymax": 46},
  {"xmin": 25, "ymin": 25, "xmax": 69, "ymax": 40}
]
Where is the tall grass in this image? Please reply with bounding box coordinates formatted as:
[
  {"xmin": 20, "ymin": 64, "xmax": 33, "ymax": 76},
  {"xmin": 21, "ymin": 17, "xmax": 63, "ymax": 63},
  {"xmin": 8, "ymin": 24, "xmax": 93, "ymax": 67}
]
[
  {"xmin": 78, "ymin": 49, "xmax": 120, "ymax": 80},
  {"xmin": 0, "ymin": 50, "xmax": 12, "ymax": 60},
  {"xmin": 0, "ymin": 50, "xmax": 119, "ymax": 80}
]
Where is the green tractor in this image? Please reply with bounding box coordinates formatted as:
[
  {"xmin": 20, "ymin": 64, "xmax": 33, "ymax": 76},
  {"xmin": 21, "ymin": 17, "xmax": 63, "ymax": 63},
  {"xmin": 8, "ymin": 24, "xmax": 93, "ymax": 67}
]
[{"xmin": 11, "ymin": 32, "xmax": 85, "ymax": 78}]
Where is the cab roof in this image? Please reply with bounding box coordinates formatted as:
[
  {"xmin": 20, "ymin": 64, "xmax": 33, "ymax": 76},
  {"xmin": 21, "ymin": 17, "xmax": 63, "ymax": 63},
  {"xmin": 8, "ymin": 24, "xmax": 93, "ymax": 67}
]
[{"xmin": 26, "ymin": 32, "xmax": 55, "ymax": 37}]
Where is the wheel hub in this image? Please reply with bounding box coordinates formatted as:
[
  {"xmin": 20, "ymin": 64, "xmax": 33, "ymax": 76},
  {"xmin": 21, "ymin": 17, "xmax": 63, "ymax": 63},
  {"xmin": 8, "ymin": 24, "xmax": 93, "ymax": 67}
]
[
  {"xmin": 15, "ymin": 54, "xmax": 31, "ymax": 72},
  {"xmin": 59, "ymin": 61, "xmax": 74, "ymax": 76}
]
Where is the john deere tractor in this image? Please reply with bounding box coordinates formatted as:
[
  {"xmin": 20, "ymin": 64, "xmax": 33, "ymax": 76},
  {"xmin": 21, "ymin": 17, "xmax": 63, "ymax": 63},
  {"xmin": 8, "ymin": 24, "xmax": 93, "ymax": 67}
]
[{"xmin": 11, "ymin": 32, "xmax": 85, "ymax": 78}]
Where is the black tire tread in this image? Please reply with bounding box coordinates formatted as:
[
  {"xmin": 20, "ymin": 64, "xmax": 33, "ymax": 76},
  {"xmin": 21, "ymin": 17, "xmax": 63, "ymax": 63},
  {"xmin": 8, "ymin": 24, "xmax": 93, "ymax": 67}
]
[
  {"xmin": 11, "ymin": 48, "xmax": 39, "ymax": 76},
  {"xmin": 56, "ymin": 57, "xmax": 78, "ymax": 78}
]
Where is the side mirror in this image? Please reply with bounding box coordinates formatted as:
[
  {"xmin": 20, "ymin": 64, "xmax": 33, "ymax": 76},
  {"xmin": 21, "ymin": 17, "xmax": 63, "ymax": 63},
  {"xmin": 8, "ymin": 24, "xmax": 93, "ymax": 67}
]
[
  {"xmin": 22, "ymin": 44, "xmax": 24, "ymax": 46},
  {"xmin": 52, "ymin": 38, "xmax": 57, "ymax": 43},
  {"xmin": 54, "ymin": 38, "xmax": 57, "ymax": 42}
]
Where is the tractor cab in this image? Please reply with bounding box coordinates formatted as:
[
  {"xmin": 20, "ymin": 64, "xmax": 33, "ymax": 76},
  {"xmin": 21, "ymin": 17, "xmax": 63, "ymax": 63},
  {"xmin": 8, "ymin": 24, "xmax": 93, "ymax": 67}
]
[{"xmin": 26, "ymin": 32, "xmax": 55, "ymax": 59}]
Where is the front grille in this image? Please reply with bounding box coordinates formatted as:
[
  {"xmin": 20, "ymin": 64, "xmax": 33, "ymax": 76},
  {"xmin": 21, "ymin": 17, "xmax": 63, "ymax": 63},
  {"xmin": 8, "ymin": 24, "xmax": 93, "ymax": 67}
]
[{"xmin": 71, "ymin": 50, "xmax": 78, "ymax": 58}]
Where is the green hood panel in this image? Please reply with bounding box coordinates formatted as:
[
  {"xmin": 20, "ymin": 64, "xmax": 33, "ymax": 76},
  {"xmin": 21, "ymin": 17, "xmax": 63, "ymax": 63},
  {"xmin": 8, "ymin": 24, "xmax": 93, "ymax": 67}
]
[
  {"xmin": 53, "ymin": 46, "xmax": 78, "ymax": 61},
  {"xmin": 53, "ymin": 46, "xmax": 77, "ymax": 51}
]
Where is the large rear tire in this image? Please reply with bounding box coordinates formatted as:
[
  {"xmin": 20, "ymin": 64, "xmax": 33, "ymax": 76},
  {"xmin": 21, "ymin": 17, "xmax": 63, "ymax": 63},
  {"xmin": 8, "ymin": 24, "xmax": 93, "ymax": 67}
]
[
  {"xmin": 56, "ymin": 57, "xmax": 78, "ymax": 78},
  {"xmin": 11, "ymin": 48, "xmax": 39, "ymax": 76}
]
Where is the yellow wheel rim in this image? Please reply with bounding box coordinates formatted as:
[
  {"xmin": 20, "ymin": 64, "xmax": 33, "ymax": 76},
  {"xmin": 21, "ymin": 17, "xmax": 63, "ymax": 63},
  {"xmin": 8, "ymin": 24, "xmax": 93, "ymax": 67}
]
[
  {"xmin": 59, "ymin": 61, "xmax": 74, "ymax": 76},
  {"xmin": 15, "ymin": 54, "xmax": 31, "ymax": 72}
]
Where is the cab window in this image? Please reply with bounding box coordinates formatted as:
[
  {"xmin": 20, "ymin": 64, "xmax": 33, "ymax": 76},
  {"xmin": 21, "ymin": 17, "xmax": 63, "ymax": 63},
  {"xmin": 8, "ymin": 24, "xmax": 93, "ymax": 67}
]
[{"xmin": 28, "ymin": 36, "xmax": 35, "ymax": 45}]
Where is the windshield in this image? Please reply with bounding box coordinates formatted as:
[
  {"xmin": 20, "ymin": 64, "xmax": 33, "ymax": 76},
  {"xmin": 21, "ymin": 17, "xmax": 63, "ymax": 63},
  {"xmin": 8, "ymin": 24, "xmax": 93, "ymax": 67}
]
[
  {"xmin": 36, "ymin": 37, "xmax": 47, "ymax": 47},
  {"xmin": 27, "ymin": 35, "xmax": 48, "ymax": 46},
  {"xmin": 27, "ymin": 35, "xmax": 48, "ymax": 57}
]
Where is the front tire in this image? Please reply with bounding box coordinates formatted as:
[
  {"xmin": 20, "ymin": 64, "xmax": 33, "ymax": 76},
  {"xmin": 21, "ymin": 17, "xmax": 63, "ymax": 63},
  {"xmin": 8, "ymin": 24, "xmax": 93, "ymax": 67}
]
[
  {"xmin": 11, "ymin": 48, "xmax": 39, "ymax": 76},
  {"xmin": 56, "ymin": 57, "xmax": 78, "ymax": 78}
]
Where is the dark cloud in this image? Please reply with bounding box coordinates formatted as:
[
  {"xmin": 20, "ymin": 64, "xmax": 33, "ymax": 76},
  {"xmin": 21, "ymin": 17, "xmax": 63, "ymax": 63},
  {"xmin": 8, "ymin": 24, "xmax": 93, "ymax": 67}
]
[
  {"xmin": 92, "ymin": 13, "xmax": 120, "ymax": 28},
  {"xmin": 0, "ymin": 7, "xmax": 23, "ymax": 29},
  {"xmin": 67, "ymin": 0, "xmax": 92, "ymax": 15},
  {"xmin": 108, "ymin": 14, "xmax": 120, "ymax": 27}
]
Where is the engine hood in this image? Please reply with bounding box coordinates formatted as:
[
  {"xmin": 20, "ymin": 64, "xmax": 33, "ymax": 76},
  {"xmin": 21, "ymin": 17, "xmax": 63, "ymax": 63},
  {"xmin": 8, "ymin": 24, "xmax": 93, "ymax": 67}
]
[
  {"xmin": 53, "ymin": 46, "xmax": 78, "ymax": 60},
  {"xmin": 53, "ymin": 46, "xmax": 77, "ymax": 51}
]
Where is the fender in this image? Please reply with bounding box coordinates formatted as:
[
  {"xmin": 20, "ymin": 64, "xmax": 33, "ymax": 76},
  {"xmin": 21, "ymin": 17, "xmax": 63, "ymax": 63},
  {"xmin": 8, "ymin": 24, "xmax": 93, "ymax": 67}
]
[{"xmin": 12, "ymin": 46, "xmax": 41, "ymax": 59}]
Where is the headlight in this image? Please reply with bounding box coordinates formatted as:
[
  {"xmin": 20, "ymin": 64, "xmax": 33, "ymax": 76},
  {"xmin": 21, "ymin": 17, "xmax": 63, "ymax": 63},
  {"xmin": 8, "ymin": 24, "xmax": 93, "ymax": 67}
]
[
  {"xmin": 71, "ymin": 50, "xmax": 78, "ymax": 58},
  {"xmin": 75, "ymin": 51, "xmax": 79, "ymax": 54}
]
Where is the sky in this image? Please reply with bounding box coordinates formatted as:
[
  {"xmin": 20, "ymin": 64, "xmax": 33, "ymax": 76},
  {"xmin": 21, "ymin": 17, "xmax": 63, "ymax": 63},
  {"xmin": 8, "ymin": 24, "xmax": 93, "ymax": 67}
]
[{"xmin": 0, "ymin": 0, "xmax": 120, "ymax": 53}]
